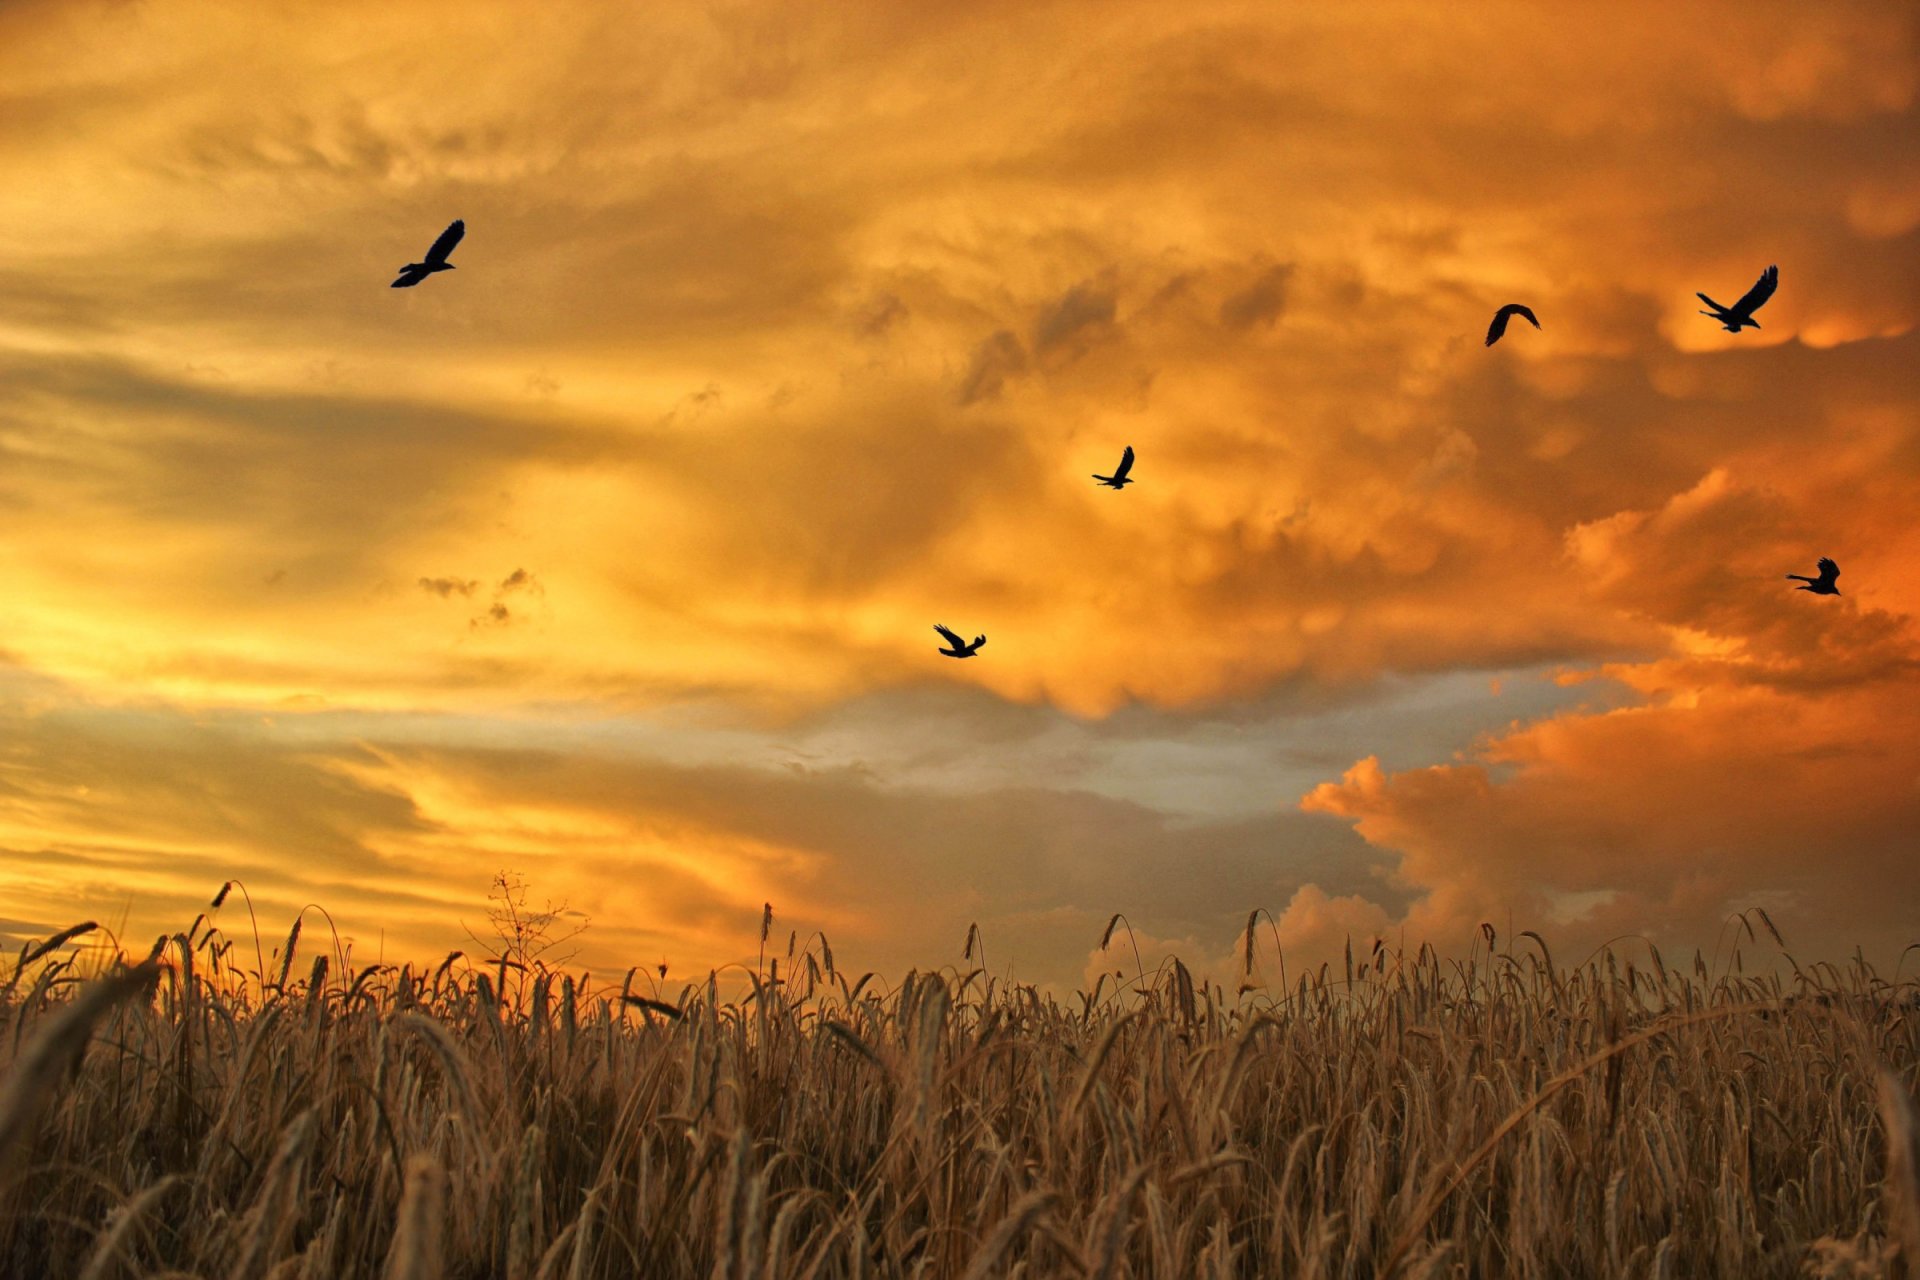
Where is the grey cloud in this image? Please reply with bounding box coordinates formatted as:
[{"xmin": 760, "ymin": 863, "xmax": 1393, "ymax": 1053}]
[
  {"xmin": 1219, "ymin": 264, "xmax": 1293, "ymax": 330},
  {"xmin": 499, "ymin": 568, "xmax": 540, "ymax": 594},
  {"xmin": 419, "ymin": 577, "xmax": 479, "ymax": 598},
  {"xmin": 957, "ymin": 330, "xmax": 1027, "ymax": 405},
  {"xmin": 1032, "ymin": 279, "xmax": 1118, "ymax": 356},
  {"xmin": 0, "ymin": 349, "xmax": 628, "ymax": 593}
]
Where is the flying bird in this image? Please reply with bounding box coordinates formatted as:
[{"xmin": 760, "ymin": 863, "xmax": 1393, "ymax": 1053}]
[
  {"xmin": 391, "ymin": 219, "xmax": 465, "ymax": 288},
  {"xmin": 1785, "ymin": 557, "xmax": 1840, "ymax": 596},
  {"xmin": 1093, "ymin": 445, "xmax": 1136, "ymax": 489},
  {"xmin": 1484, "ymin": 303, "xmax": 1540, "ymax": 347},
  {"xmin": 1697, "ymin": 264, "xmax": 1777, "ymax": 332},
  {"xmin": 934, "ymin": 624, "xmax": 985, "ymax": 658}
]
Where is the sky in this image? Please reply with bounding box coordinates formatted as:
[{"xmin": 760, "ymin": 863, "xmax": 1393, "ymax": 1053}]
[{"xmin": 1, "ymin": 0, "xmax": 1916, "ymax": 989}]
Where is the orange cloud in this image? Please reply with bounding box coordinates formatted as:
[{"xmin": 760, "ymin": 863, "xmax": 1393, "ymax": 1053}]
[{"xmin": 0, "ymin": 0, "xmax": 1913, "ymax": 982}]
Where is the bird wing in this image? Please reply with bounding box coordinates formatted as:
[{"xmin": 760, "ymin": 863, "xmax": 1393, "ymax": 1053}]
[
  {"xmin": 1112, "ymin": 446, "xmax": 1134, "ymax": 480},
  {"xmin": 971, "ymin": 635, "xmax": 986, "ymax": 650},
  {"xmin": 425, "ymin": 219, "xmax": 465, "ymax": 265},
  {"xmin": 934, "ymin": 623, "xmax": 964, "ymax": 647},
  {"xmin": 391, "ymin": 267, "xmax": 432, "ymax": 288},
  {"xmin": 1487, "ymin": 303, "xmax": 1539, "ymax": 346},
  {"xmin": 1731, "ymin": 265, "xmax": 1776, "ymax": 317},
  {"xmin": 1817, "ymin": 557, "xmax": 1839, "ymax": 586}
]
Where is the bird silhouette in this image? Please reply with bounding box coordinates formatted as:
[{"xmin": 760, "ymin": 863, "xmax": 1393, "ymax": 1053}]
[
  {"xmin": 1697, "ymin": 265, "xmax": 1776, "ymax": 332},
  {"xmin": 1093, "ymin": 445, "xmax": 1135, "ymax": 489},
  {"xmin": 934, "ymin": 624, "xmax": 985, "ymax": 658},
  {"xmin": 1485, "ymin": 303, "xmax": 1539, "ymax": 346},
  {"xmin": 391, "ymin": 220, "xmax": 465, "ymax": 288},
  {"xmin": 1786, "ymin": 557, "xmax": 1840, "ymax": 596}
]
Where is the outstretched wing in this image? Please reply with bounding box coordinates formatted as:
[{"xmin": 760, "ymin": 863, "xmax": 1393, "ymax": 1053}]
[
  {"xmin": 1486, "ymin": 303, "xmax": 1538, "ymax": 346},
  {"xmin": 425, "ymin": 219, "xmax": 465, "ymax": 265},
  {"xmin": 1816, "ymin": 557, "xmax": 1839, "ymax": 588},
  {"xmin": 1731, "ymin": 264, "xmax": 1776, "ymax": 317},
  {"xmin": 933, "ymin": 623, "xmax": 964, "ymax": 648},
  {"xmin": 391, "ymin": 267, "xmax": 432, "ymax": 288},
  {"xmin": 1112, "ymin": 445, "xmax": 1134, "ymax": 481}
]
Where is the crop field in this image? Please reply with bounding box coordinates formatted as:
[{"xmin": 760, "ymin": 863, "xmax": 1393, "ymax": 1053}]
[{"xmin": 1, "ymin": 905, "xmax": 1917, "ymax": 1278}]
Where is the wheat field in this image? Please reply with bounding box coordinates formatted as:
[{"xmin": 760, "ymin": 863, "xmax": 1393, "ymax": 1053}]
[{"xmin": 1, "ymin": 901, "xmax": 1917, "ymax": 1278}]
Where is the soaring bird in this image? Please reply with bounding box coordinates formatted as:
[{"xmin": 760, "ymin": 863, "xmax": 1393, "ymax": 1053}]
[
  {"xmin": 391, "ymin": 219, "xmax": 465, "ymax": 288},
  {"xmin": 1786, "ymin": 557, "xmax": 1840, "ymax": 596},
  {"xmin": 1093, "ymin": 445, "xmax": 1136, "ymax": 489},
  {"xmin": 1485, "ymin": 303, "xmax": 1540, "ymax": 347},
  {"xmin": 934, "ymin": 624, "xmax": 985, "ymax": 658},
  {"xmin": 1697, "ymin": 264, "xmax": 1776, "ymax": 332}
]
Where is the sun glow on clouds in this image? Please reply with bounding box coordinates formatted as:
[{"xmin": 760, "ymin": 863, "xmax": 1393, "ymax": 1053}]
[{"xmin": 0, "ymin": 0, "xmax": 1914, "ymax": 982}]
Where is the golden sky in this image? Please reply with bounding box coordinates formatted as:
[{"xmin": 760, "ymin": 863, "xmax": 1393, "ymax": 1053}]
[{"xmin": 1, "ymin": 0, "xmax": 1915, "ymax": 986}]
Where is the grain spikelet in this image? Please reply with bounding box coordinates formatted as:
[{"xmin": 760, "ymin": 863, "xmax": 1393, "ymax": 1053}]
[
  {"xmin": 228, "ymin": 1109, "xmax": 316, "ymax": 1280},
  {"xmin": 275, "ymin": 916, "xmax": 303, "ymax": 993},
  {"xmin": 20, "ymin": 921, "xmax": 99, "ymax": 970},
  {"xmin": 824, "ymin": 1020, "xmax": 884, "ymax": 1070},
  {"xmin": 0, "ymin": 962, "xmax": 158, "ymax": 1182},
  {"xmin": 507, "ymin": 1125, "xmax": 543, "ymax": 1280},
  {"xmin": 383, "ymin": 1155, "xmax": 447, "ymax": 1280},
  {"xmin": 394, "ymin": 1012, "xmax": 481, "ymax": 1121}
]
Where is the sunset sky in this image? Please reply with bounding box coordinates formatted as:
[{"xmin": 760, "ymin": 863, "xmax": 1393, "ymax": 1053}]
[{"xmin": 1, "ymin": 0, "xmax": 1915, "ymax": 988}]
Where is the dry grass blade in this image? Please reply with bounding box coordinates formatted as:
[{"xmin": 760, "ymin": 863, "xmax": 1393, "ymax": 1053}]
[
  {"xmin": 0, "ymin": 909, "xmax": 1909, "ymax": 1277},
  {"xmin": 383, "ymin": 1155, "xmax": 447, "ymax": 1280},
  {"xmin": 0, "ymin": 962, "xmax": 158, "ymax": 1182},
  {"xmin": 958, "ymin": 1189, "xmax": 1058, "ymax": 1280},
  {"xmin": 1069, "ymin": 1010, "xmax": 1144, "ymax": 1116},
  {"xmin": 79, "ymin": 1174, "xmax": 181, "ymax": 1280},
  {"xmin": 1878, "ymin": 1071, "xmax": 1920, "ymax": 1278},
  {"xmin": 227, "ymin": 1109, "xmax": 315, "ymax": 1280},
  {"xmin": 1381, "ymin": 1001, "xmax": 1794, "ymax": 1273}
]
